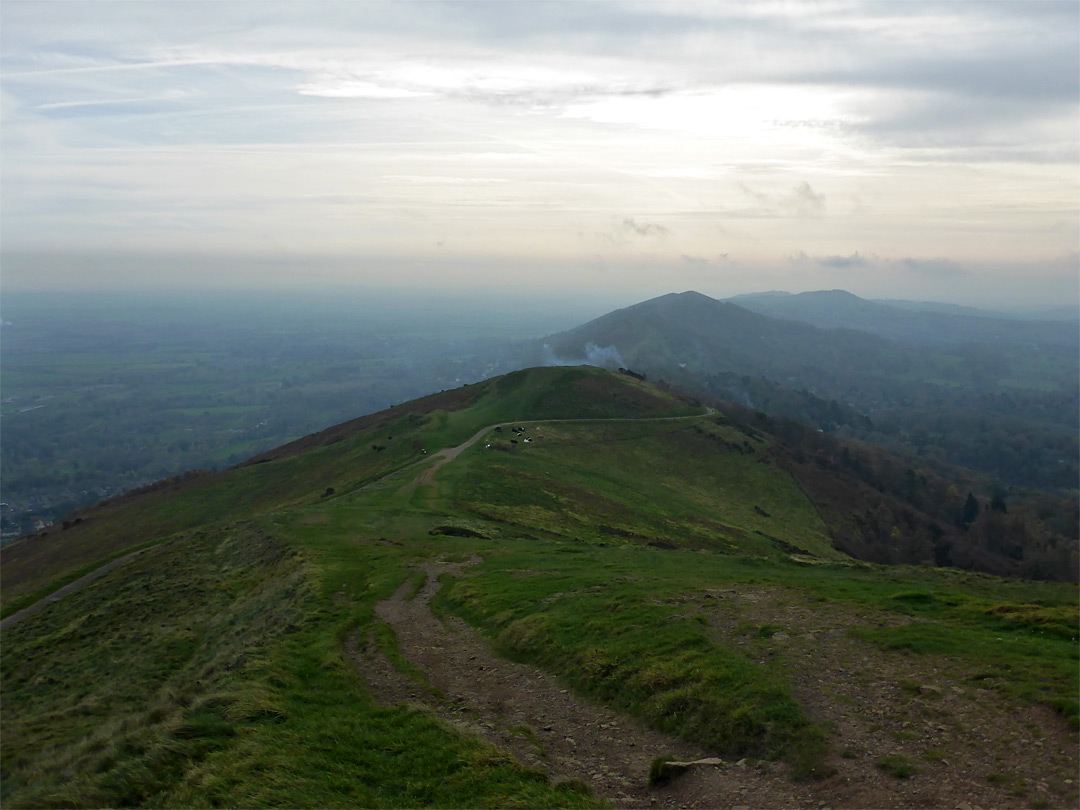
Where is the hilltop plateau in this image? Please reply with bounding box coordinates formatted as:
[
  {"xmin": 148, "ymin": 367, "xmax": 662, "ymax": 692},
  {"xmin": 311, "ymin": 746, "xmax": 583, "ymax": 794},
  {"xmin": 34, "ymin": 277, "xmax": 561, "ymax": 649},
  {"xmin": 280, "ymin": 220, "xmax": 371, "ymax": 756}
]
[{"xmin": 2, "ymin": 366, "xmax": 1077, "ymax": 809}]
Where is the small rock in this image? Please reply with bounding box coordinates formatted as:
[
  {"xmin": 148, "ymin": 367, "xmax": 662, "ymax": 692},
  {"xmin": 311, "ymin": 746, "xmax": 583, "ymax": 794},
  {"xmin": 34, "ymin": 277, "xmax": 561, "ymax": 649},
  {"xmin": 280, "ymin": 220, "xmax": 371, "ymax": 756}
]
[{"xmin": 663, "ymin": 757, "xmax": 724, "ymax": 768}]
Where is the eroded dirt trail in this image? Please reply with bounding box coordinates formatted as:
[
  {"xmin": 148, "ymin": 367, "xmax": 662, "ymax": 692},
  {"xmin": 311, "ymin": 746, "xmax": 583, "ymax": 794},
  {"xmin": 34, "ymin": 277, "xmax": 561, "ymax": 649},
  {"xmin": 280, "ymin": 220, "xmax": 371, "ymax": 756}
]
[
  {"xmin": 348, "ymin": 558, "xmax": 818, "ymax": 809},
  {"xmin": 701, "ymin": 586, "xmax": 1080, "ymax": 810}
]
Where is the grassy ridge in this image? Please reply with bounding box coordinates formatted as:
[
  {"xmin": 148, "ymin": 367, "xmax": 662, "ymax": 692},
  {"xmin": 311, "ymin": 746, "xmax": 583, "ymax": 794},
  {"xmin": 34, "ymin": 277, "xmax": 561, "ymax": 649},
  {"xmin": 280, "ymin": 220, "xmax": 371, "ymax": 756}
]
[
  {"xmin": 1, "ymin": 366, "xmax": 694, "ymax": 609},
  {"xmin": 3, "ymin": 367, "xmax": 1076, "ymax": 806},
  {"xmin": 447, "ymin": 418, "xmax": 839, "ymax": 558}
]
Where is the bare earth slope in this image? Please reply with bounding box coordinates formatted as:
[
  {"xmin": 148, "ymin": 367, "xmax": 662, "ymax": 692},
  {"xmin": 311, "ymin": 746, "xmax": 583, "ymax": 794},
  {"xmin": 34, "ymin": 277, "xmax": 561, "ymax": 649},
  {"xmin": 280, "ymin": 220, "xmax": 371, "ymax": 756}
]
[{"xmin": 355, "ymin": 561, "xmax": 1078, "ymax": 809}]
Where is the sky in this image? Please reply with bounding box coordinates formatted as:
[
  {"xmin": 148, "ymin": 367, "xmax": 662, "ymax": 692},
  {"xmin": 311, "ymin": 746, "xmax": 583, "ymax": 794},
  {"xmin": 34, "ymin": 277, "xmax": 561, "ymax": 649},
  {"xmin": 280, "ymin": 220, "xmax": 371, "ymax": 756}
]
[{"xmin": 2, "ymin": 0, "xmax": 1078, "ymax": 307}]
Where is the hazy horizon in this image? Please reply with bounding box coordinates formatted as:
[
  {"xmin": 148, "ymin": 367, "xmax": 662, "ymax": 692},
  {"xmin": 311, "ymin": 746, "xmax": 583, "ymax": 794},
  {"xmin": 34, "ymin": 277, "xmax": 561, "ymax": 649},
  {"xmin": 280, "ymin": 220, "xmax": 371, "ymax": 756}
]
[
  {"xmin": 2, "ymin": 2, "xmax": 1078, "ymax": 308},
  {"xmin": 3, "ymin": 275, "xmax": 1076, "ymax": 322}
]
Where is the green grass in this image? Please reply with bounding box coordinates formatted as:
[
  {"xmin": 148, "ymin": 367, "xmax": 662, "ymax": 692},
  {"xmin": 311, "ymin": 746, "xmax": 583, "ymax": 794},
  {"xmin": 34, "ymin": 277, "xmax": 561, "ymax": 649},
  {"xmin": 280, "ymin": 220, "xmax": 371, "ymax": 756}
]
[
  {"xmin": 448, "ymin": 418, "xmax": 839, "ymax": 559},
  {"xmin": 2, "ymin": 366, "xmax": 697, "ymax": 609},
  {"xmin": 876, "ymin": 754, "xmax": 919, "ymax": 779},
  {"xmin": 0, "ymin": 525, "xmax": 312, "ymax": 808},
  {"xmin": 1, "ymin": 516, "xmax": 604, "ymax": 809},
  {"xmin": 432, "ymin": 544, "xmax": 831, "ymax": 779},
  {"xmin": 0, "ymin": 537, "xmax": 163, "ymax": 620},
  {"xmin": 3, "ymin": 367, "xmax": 1077, "ymax": 806}
]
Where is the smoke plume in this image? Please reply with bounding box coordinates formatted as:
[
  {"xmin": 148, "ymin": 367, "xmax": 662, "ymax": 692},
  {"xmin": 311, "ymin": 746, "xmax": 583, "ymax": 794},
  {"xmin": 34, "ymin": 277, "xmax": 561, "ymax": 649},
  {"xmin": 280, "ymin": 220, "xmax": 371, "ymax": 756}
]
[{"xmin": 542, "ymin": 341, "xmax": 625, "ymax": 370}]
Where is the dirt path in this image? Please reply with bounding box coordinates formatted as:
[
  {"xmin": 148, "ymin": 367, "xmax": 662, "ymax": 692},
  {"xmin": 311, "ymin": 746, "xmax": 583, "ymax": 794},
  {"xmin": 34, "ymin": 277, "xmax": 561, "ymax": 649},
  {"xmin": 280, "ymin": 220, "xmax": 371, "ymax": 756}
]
[
  {"xmin": 407, "ymin": 425, "xmax": 495, "ymax": 492},
  {"xmin": 350, "ymin": 562, "xmax": 1079, "ymax": 809},
  {"xmin": 0, "ymin": 545, "xmax": 158, "ymax": 631},
  {"xmin": 348, "ymin": 558, "xmax": 819, "ymax": 809}
]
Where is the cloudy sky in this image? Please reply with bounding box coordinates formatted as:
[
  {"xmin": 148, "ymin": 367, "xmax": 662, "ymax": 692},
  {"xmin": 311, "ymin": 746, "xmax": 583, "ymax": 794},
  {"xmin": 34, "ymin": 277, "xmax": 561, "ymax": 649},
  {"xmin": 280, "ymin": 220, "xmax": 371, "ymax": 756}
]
[{"xmin": 2, "ymin": 1, "xmax": 1077, "ymax": 305}]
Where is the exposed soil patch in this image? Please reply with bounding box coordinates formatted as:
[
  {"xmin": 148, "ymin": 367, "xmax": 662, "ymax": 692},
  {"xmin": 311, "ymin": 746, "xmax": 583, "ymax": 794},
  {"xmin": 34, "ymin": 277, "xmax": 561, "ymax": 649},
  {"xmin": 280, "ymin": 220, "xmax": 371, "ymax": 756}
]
[
  {"xmin": 348, "ymin": 559, "xmax": 823, "ymax": 809},
  {"xmin": 352, "ymin": 566, "xmax": 1078, "ymax": 809},
  {"xmin": 701, "ymin": 586, "xmax": 1079, "ymax": 809}
]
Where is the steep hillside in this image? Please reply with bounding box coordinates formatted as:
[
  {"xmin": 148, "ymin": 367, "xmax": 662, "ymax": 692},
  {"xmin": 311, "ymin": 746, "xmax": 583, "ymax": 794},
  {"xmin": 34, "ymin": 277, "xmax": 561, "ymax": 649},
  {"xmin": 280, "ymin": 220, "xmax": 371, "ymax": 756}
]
[
  {"xmin": 543, "ymin": 291, "xmax": 893, "ymax": 378},
  {"xmin": 1, "ymin": 366, "xmax": 697, "ymax": 612},
  {"xmin": 539, "ymin": 291, "xmax": 1079, "ymax": 490},
  {"xmin": 3, "ymin": 367, "xmax": 1077, "ymax": 809}
]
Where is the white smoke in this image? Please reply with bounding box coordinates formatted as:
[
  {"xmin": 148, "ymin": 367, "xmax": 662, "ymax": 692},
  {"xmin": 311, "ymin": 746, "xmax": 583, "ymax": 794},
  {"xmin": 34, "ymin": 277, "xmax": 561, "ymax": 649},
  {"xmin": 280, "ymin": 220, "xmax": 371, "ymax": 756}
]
[{"xmin": 542, "ymin": 342, "xmax": 625, "ymax": 369}]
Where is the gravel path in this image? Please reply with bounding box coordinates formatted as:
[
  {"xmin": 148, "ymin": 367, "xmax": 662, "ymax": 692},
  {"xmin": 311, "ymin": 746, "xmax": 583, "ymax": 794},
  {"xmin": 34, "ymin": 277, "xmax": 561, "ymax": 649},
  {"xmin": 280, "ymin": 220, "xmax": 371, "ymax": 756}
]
[{"xmin": 348, "ymin": 558, "xmax": 817, "ymax": 809}]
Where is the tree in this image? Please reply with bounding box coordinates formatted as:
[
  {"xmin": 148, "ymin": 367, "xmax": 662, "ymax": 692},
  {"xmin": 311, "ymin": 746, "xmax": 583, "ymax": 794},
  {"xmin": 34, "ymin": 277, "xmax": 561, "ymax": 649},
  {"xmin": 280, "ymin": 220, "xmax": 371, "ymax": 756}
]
[{"xmin": 962, "ymin": 492, "xmax": 980, "ymax": 525}]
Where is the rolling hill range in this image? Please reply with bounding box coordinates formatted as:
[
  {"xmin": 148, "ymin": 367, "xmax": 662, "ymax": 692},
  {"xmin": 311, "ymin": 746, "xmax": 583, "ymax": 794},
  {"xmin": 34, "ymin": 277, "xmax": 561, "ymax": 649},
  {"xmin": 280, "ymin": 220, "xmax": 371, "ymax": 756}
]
[
  {"xmin": 2, "ymin": 366, "xmax": 1077, "ymax": 809},
  {"xmin": 539, "ymin": 291, "xmax": 1079, "ymax": 490},
  {"xmin": 726, "ymin": 289, "xmax": 1078, "ymax": 347}
]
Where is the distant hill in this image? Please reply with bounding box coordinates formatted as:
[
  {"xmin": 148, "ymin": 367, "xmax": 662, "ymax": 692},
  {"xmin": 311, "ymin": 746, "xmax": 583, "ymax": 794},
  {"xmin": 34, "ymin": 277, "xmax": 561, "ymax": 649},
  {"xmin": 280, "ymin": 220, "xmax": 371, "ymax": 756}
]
[
  {"xmin": 880, "ymin": 299, "xmax": 1080, "ymax": 323},
  {"xmin": 537, "ymin": 291, "xmax": 1078, "ymax": 490},
  {"xmin": 541, "ymin": 290, "xmax": 896, "ymax": 380},
  {"xmin": 727, "ymin": 289, "xmax": 1077, "ymax": 347}
]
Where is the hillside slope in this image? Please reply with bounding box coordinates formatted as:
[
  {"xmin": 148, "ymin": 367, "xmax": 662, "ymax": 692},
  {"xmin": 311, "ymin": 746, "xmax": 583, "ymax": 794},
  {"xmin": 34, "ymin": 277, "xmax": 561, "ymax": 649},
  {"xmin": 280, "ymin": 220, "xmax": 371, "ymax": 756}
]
[
  {"xmin": 1, "ymin": 366, "xmax": 698, "ymax": 610},
  {"xmin": 728, "ymin": 290, "xmax": 1078, "ymax": 347},
  {"xmin": 2, "ymin": 367, "xmax": 1077, "ymax": 809},
  {"xmin": 539, "ymin": 291, "xmax": 1079, "ymax": 490}
]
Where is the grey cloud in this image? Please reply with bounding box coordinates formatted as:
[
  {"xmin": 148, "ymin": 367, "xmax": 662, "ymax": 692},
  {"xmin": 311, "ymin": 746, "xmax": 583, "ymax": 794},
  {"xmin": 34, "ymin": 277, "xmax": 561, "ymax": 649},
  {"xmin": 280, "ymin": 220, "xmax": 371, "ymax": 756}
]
[
  {"xmin": 736, "ymin": 182, "xmax": 771, "ymax": 206},
  {"xmin": 898, "ymin": 258, "xmax": 967, "ymax": 278},
  {"xmin": 782, "ymin": 182, "xmax": 825, "ymax": 218},
  {"xmin": 7, "ymin": 1, "xmax": 1074, "ymax": 161},
  {"xmin": 817, "ymin": 252, "xmax": 868, "ymax": 269},
  {"xmin": 681, "ymin": 253, "xmax": 729, "ymax": 268},
  {"xmin": 596, "ymin": 217, "xmax": 669, "ymax": 246},
  {"xmin": 789, "ymin": 252, "xmax": 964, "ymax": 278},
  {"xmin": 619, "ymin": 217, "xmax": 669, "ymax": 238},
  {"xmin": 742, "ymin": 183, "xmax": 826, "ymax": 219},
  {"xmin": 795, "ymin": 37, "xmax": 1077, "ymax": 106}
]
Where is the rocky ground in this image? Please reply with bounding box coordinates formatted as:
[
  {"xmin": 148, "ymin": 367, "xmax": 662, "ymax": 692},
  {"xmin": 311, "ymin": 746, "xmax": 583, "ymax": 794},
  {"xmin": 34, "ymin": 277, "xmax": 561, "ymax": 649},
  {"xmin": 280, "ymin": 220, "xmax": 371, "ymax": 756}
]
[{"xmin": 348, "ymin": 559, "xmax": 1078, "ymax": 809}]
